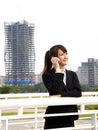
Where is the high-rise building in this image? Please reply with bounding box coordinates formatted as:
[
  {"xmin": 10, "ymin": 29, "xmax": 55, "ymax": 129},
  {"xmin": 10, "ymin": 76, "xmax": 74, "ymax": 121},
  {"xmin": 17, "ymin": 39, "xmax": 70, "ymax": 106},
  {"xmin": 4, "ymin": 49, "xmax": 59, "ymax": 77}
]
[
  {"xmin": 77, "ymin": 58, "xmax": 98, "ymax": 88},
  {"xmin": 4, "ymin": 21, "xmax": 35, "ymax": 85}
]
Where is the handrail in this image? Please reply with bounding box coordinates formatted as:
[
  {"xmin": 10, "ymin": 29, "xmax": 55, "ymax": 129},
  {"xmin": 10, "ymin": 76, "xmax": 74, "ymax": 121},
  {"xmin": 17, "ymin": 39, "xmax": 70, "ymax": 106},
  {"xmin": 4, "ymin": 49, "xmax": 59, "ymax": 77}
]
[
  {"xmin": 0, "ymin": 97, "xmax": 98, "ymax": 108},
  {"xmin": 0, "ymin": 91, "xmax": 98, "ymax": 99},
  {"xmin": 0, "ymin": 93, "xmax": 49, "ymax": 99}
]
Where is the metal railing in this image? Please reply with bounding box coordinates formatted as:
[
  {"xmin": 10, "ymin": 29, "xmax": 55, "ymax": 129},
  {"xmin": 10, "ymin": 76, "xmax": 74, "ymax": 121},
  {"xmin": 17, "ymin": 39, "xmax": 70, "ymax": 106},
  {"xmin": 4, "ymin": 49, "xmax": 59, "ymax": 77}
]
[{"xmin": 0, "ymin": 92, "xmax": 98, "ymax": 130}]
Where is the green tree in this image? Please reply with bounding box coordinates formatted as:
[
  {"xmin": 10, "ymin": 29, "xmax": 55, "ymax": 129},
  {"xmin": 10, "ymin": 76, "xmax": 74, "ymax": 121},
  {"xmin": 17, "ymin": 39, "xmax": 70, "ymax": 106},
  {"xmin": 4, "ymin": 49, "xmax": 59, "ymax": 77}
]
[
  {"xmin": 10, "ymin": 85, "xmax": 20, "ymax": 93},
  {"xmin": 0, "ymin": 85, "xmax": 11, "ymax": 94}
]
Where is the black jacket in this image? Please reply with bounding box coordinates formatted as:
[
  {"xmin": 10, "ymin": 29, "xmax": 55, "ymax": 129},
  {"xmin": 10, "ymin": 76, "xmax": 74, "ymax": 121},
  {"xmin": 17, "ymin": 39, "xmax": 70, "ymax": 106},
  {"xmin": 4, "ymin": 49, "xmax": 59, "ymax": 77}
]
[{"xmin": 42, "ymin": 68, "xmax": 82, "ymax": 120}]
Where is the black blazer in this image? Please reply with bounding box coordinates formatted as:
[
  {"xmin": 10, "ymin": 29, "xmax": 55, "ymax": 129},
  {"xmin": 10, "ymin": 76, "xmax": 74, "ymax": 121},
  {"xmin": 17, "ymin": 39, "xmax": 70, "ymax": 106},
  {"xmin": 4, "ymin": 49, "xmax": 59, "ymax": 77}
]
[{"xmin": 42, "ymin": 68, "xmax": 82, "ymax": 120}]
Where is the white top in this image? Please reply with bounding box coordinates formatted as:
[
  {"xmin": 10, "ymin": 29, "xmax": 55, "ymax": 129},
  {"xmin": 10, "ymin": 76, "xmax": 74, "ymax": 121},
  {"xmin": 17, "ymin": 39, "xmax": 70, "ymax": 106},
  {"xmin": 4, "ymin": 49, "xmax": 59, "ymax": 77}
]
[
  {"xmin": 61, "ymin": 69, "xmax": 66, "ymax": 85},
  {"xmin": 56, "ymin": 68, "xmax": 66, "ymax": 85}
]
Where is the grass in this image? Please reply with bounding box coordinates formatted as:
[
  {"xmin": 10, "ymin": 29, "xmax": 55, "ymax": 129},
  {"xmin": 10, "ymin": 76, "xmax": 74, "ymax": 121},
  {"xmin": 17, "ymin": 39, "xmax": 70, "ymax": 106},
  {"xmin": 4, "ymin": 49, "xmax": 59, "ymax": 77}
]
[
  {"xmin": 85, "ymin": 105, "xmax": 98, "ymax": 110},
  {"xmin": 2, "ymin": 111, "xmax": 35, "ymax": 116}
]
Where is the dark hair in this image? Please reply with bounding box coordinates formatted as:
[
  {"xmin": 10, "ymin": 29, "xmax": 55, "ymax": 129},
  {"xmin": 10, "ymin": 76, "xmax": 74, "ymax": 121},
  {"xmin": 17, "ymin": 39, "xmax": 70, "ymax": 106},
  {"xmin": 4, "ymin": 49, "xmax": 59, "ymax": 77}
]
[{"xmin": 42, "ymin": 44, "xmax": 67, "ymax": 74}]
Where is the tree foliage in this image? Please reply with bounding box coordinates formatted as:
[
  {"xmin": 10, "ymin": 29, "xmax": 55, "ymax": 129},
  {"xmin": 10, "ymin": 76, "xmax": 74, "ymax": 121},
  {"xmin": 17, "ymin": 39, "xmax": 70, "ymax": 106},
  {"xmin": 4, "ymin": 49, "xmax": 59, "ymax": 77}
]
[
  {"xmin": 0, "ymin": 82, "xmax": 47, "ymax": 94},
  {"xmin": 0, "ymin": 83, "xmax": 98, "ymax": 94}
]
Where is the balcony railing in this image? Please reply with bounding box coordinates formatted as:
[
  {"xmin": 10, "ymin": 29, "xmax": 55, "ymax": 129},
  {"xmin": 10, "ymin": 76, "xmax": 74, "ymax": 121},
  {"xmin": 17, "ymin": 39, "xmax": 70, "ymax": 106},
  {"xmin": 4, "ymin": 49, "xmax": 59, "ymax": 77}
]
[{"xmin": 0, "ymin": 92, "xmax": 98, "ymax": 130}]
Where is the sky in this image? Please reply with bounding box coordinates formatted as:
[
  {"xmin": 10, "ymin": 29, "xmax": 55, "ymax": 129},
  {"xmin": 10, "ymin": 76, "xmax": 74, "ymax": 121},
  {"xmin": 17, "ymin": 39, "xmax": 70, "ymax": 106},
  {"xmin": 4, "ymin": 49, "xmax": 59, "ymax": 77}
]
[{"xmin": 0, "ymin": 0, "xmax": 98, "ymax": 75}]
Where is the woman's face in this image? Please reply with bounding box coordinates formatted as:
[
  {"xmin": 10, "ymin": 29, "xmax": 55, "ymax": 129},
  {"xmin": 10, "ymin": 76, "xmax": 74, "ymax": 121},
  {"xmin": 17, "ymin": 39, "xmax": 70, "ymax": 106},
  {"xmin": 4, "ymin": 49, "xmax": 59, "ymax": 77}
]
[{"xmin": 57, "ymin": 49, "xmax": 68, "ymax": 66}]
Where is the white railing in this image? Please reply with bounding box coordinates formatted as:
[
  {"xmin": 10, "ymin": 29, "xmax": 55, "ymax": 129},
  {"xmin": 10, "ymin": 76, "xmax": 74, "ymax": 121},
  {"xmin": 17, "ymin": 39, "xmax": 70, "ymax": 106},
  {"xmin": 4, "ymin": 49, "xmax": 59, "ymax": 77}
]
[
  {"xmin": 0, "ymin": 93, "xmax": 49, "ymax": 99},
  {"xmin": 0, "ymin": 91, "xmax": 98, "ymax": 99},
  {"xmin": 0, "ymin": 92, "xmax": 98, "ymax": 130}
]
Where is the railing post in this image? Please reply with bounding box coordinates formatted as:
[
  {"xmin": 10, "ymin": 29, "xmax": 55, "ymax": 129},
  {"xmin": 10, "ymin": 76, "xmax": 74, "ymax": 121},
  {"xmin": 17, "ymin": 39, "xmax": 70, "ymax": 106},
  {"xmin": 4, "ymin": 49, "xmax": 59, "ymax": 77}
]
[
  {"xmin": 34, "ymin": 106, "xmax": 38, "ymax": 129},
  {"xmin": 18, "ymin": 107, "xmax": 23, "ymax": 116},
  {"xmin": 80, "ymin": 104, "xmax": 85, "ymax": 112},
  {"xmin": 91, "ymin": 113, "xmax": 97, "ymax": 130},
  {"xmin": 1, "ymin": 120, "xmax": 8, "ymax": 130},
  {"xmin": 0, "ymin": 109, "xmax": 1, "ymax": 129}
]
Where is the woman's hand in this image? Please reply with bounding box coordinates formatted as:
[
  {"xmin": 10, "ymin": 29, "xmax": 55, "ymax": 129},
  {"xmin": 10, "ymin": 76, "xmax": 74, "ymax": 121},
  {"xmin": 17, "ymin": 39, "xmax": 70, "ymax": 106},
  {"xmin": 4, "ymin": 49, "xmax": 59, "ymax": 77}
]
[
  {"xmin": 51, "ymin": 57, "xmax": 61, "ymax": 72},
  {"xmin": 49, "ymin": 94, "xmax": 61, "ymax": 98}
]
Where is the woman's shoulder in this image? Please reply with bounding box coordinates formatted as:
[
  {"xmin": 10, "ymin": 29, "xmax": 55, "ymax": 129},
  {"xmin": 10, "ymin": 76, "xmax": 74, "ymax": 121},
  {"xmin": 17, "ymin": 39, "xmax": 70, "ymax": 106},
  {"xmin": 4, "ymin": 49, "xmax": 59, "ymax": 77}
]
[
  {"xmin": 42, "ymin": 68, "xmax": 55, "ymax": 77},
  {"xmin": 66, "ymin": 69, "xmax": 77, "ymax": 76},
  {"xmin": 66, "ymin": 69, "xmax": 75, "ymax": 73}
]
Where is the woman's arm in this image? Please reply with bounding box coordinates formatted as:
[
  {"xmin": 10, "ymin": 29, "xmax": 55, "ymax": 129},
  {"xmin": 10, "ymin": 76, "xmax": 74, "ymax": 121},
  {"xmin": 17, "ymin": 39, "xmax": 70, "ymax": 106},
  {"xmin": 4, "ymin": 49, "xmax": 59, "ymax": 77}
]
[{"xmin": 42, "ymin": 72, "xmax": 66, "ymax": 95}]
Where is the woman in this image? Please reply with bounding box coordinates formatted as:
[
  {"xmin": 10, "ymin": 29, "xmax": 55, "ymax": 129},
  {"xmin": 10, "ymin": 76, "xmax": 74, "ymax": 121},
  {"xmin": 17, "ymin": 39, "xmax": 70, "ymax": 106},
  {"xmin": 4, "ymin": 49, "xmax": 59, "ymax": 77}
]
[{"xmin": 42, "ymin": 44, "xmax": 82, "ymax": 129}]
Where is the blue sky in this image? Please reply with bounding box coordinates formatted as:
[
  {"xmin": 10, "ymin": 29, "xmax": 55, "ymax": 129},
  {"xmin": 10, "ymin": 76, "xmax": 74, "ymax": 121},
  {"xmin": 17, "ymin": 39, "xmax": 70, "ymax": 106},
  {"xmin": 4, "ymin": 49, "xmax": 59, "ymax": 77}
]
[{"xmin": 0, "ymin": 0, "xmax": 98, "ymax": 75}]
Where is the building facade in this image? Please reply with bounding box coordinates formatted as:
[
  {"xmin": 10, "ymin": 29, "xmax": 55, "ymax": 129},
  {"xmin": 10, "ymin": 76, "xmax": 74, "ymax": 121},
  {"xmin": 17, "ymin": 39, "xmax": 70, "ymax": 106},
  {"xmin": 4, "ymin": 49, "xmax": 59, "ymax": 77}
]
[
  {"xmin": 77, "ymin": 58, "xmax": 98, "ymax": 88},
  {"xmin": 4, "ymin": 21, "xmax": 35, "ymax": 85},
  {"xmin": 0, "ymin": 76, "xmax": 6, "ymax": 86}
]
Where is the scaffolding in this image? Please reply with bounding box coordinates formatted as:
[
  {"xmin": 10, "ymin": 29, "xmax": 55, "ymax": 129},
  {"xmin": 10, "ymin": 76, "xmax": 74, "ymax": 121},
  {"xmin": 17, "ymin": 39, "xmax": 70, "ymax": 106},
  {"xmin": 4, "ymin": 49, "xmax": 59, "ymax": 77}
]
[{"xmin": 4, "ymin": 21, "xmax": 35, "ymax": 85}]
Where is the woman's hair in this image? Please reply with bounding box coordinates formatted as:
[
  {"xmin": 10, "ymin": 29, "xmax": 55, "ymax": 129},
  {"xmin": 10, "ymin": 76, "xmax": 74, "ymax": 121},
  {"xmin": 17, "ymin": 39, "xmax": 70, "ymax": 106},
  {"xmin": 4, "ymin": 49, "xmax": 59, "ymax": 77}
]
[{"xmin": 42, "ymin": 44, "xmax": 67, "ymax": 75}]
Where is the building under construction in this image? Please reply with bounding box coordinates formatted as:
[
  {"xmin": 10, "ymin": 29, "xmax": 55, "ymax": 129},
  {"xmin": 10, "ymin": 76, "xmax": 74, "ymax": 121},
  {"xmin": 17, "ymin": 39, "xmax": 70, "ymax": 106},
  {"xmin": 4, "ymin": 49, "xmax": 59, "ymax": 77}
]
[{"xmin": 4, "ymin": 21, "xmax": 35, "ymax": 85}]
